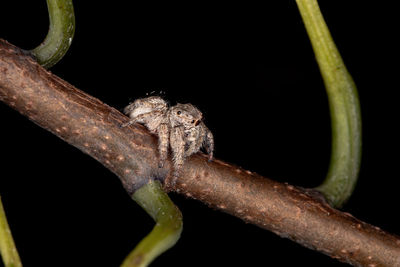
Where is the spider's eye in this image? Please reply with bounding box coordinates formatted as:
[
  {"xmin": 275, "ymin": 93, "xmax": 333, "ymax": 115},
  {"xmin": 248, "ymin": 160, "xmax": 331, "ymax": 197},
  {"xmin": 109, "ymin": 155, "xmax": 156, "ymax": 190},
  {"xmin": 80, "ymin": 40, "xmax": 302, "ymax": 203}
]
[
  {"xmin": 191, "ymin": 120, "xmax": 195, "ymax": 124},
  {"xmin": 177, "ymin": 111, "xmax": 181, "ymax": 115}
]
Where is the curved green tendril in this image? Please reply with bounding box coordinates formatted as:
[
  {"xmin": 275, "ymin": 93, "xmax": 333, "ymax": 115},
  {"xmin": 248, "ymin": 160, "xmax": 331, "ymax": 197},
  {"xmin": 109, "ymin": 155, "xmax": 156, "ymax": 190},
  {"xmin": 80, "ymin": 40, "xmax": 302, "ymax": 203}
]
[
  {"xmin": 296, "ymin": 0, "xmax": 362, "ymax": 208},
  {"xmin": 121, "ymin": 181, "xmax": 183, "ymax": 267},
  {"xmin": 0, "ymin": 196, "xmax": 22, "ymax": 267},
  {"xmin": 31, "ymin": 0, "xmax": 75, "ymax": 69}
]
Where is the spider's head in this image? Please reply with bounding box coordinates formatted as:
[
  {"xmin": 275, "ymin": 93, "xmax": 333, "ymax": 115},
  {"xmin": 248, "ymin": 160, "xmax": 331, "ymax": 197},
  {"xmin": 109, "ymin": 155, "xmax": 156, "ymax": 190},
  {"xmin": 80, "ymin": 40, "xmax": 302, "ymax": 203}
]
[
  {"xmin": 169, "ymin": 103, "xmax": 203, "ymax": 128},
  {"xmin": 124, "ymin": 96, "xmax": 168, "ymax": 117}
]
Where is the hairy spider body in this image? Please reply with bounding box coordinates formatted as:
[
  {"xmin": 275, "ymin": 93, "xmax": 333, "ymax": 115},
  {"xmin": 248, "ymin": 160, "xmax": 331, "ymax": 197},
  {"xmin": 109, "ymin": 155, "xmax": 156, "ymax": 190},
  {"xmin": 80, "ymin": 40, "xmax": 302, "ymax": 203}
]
[
  {"xmin": 122, "ymin": 96, "xmax": 214, "ymax": 184},
  {"xmin": 122, "ymin": 96, "xmax": 168, "ymax": 131},
  {"xmin": 122, "ymin": 96, "xmax": 170, "ymax": 167}
]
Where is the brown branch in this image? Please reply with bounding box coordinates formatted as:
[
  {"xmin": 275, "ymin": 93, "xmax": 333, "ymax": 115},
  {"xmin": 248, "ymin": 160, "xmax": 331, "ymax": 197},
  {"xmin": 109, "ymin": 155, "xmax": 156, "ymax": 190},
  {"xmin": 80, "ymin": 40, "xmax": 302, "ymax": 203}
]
[{"xmin": 1, "ymin": 39, "xmax": 399, "ymax": 266}]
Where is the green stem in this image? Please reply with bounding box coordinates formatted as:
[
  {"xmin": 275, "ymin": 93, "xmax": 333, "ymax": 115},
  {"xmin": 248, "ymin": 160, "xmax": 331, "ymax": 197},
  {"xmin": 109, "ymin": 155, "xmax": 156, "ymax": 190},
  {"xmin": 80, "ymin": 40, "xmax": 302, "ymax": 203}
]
[
  {"xmin": 0, "ymin": 196, "xmax": 22, "ymax": 267},
  {"xmin": 295, "ymin": 0, "xmax": 362, "ymax": 207},
  {"xmin": 121, "ymin": 181, "xmax": 183, "ymax": 267},
  {"xmin": 31, "ymin": 0, "xmax": 75, "ymax": 69}
]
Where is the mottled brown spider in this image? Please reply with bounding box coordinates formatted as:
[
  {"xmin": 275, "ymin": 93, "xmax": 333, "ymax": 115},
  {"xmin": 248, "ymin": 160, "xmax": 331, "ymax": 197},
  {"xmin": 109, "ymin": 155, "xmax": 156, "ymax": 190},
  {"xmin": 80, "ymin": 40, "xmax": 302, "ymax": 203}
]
[{"xmin": 122, "ymin": 96, "xmax": 214, "ymax": 184}]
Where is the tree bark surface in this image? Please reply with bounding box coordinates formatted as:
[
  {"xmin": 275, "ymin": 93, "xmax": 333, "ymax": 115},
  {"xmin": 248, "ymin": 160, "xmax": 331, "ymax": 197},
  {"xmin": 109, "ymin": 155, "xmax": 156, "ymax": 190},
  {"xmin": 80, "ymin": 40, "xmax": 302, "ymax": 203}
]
[{"xmin": 1, "ymin": 39, "xmax": 399, "ymax": 266}]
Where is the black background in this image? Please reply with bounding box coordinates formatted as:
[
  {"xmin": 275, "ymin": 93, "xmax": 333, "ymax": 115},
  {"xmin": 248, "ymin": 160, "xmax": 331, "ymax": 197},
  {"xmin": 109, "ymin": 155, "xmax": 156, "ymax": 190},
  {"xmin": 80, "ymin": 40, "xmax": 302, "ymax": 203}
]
[{"xmin": 1, "ymin": 1, "xmax": 399, "ymax": 266}]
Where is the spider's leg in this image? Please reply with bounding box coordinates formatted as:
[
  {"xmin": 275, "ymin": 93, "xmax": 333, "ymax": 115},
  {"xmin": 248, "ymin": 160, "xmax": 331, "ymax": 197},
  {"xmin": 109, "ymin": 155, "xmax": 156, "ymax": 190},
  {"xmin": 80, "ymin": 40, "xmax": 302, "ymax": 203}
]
[
  {"xmin": 157, "ymin": 123, "xmax": 169, "ymax": 168},
  {"xmin": 120, "ymin": 120, "xmax": 136, "ymax": 128},
  {"xmin": 120, "ymin": 110, "xmax": 164, "ymax": 128},
  {"xmin": 204, "ymin": 126, "xmax": 214, "ymax": 161},
  {"xmin": 169, "ymin": 126, "xmax": 185, "ymax": 185}
]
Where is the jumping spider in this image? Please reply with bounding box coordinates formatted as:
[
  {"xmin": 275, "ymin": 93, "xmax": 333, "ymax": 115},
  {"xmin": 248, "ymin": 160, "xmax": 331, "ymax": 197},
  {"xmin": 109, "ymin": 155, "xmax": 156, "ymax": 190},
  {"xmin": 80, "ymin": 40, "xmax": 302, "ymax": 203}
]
[{"xmin": 122, "ymin": 96, "xmax": 214, "ymax": 183}]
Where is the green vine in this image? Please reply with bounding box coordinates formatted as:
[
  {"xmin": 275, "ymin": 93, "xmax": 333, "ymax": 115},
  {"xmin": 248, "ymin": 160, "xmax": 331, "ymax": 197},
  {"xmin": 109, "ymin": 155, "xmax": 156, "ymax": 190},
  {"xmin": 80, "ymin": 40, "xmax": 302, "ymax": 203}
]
[
  {"xmin": 0, "ymin": 197, "xmax": 22, "ymax": 267},
  {"xmin": 31, "ymin": 0, "xmax": 75, "ymax": 69},
  {"xmin": 121, "ymin": 181, "xmax": 183, "ymax": 267},
  {"xmin": 296, "ymin": 0, "xmax": 362, "ymax": 207}
]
